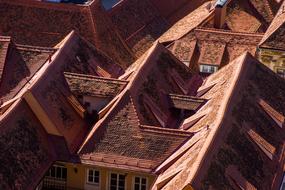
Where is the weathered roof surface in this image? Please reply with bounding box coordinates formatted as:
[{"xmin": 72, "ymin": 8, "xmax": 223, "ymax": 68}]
[
  {"xmin": 170, "ymin": 28, "xmax": 262, "ymax": 69},
  {"xmin": 152, "ymin": 52, "xmax": 285, "ymax": 190},
  {"xmin": 202, "ymin": 0, "xmax": 283, "ymax": 33},
  {"xmin": 79, "ymin": 42, "xmax": 204, "ymax": 172},
  {"xmin": 259, "ymin": 1, "xmax": 285, "ymax": 49},
  {"xmin": 109, "ymin": 0, "xmax": 169, "ymax": 57},
  {"xmin": 0, "ymin": 41, "xmax": 55, "ymax": 103},
  {"xmin": 150, "ymin": 0, "xmax": 210, "ymax": 25},
  {"xmin": 158, "ymin": 1, "xmax": 214, "ymax": 43},
  {"xmin": 0, "ymin": 31, "xmax": 127, "ymax": 190},
  {"xmin": 0, "ymin": 99, "xmax": 55, "ymax": 190},
  {"xmin": 64, "ymin": 72, "xmax": 128, "ymax": 98},
  {"xmin": 0, "ymin": 0, "xmax": 134, "ymax": 68},
  {"xmin": 169, "ymin": 94, "xmax": 207, "ymax": 111}
]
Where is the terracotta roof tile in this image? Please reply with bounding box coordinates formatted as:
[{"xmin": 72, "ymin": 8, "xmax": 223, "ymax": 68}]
[
  {"xmin": 170, "ymin": 28, "xmax": 262, "ymax": 71},
  {"xmin": 158, "ymin": 1, "xmax": 214, "ymax": 43},
  {"xmin": 259, "ymin": 1, "xmax": 285, "ymax": 49},
  {"xmin": 0, "ymin": 42, "xmax": 56, "ymax": 102},
  {"xmin": 0, "ymin": 100, "xmax": 55, "ymax": 190},
  {"xmin": 0, "ymin": 0, "xmax": 134, "ymax": 68},
  {"xmin": 226, "ymin": 9, "xmax": 262, "ymax": 33},
  {"xmin": 64, "ymin": 72, "xmax": 128, "ymax": 98},
  {"xmin": 153, "ymin": 53, "xmax": 285, "ymax": 190},
  {"xmin": 199, "ymin": 41, "xmax": 226, "ymax": 66}
]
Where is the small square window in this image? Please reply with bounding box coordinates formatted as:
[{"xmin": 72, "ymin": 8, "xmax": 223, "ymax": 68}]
[
  {"xmin": 134, "ymin": 176, "xmax": 147, "ymax": 190},
  {"xmin": 87, "ymin": 169, "xmax": 100, "ymax": 184}
]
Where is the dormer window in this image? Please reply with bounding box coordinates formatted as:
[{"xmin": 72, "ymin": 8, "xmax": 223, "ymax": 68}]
[
  {"xmin": 143, "ymin": 94, "xmax": 167, "ymax": 128},
  {"xmin": 199, "ymin": 64, "xmax": 218, "ymax": 74},
  {"xmin": 247, "ymin": 129, "xmax": 276, "ymax": 160},
  {"xmin": 258, "ymin": 99, "xmax": 285, "ymax": 128}
]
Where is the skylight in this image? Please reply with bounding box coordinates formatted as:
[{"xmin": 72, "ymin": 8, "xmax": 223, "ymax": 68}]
[{"xmin": 102, "ymin": 0, "xmax": 121, "ymax": 10}]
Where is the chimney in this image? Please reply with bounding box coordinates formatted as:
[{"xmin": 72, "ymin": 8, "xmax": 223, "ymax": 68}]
[{"xmin": 214, "ymin": 0, "xmax": 228, "ymax": 29}]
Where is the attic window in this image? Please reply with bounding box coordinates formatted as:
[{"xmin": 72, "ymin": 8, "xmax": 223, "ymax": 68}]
[
  {"xmin": 259, "ymin": 99, "xmax": 284, "ymax": 128},
  {"xmin": 247, "ymin": 129, "xmax": 276, "ymax": 160},
  {"xmin": 143, "ymin": 94, "xmax": 167, "ymax": 128},
  {"xmin": 102, "ymin": 0, "xmax": 121, "ymax": 10},
  {"xmin": 199, "ymin": 64, "xmax": 218, "ymax": 74}
]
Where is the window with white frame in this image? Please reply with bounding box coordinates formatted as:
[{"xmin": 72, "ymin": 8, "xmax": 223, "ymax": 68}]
[
  {"xmin": 110, "ymin": 173, "xmax": 126, "ymax": 190},
  {"xmin": 199, "ymin": 64, "xmax": 218, "ymax": 74},
  {"xmin": 46, "ymin": 165, "xmax": 67, "ymax": 180},
  {"xmin": 87, "ymin": 169, "xmax": 100, "ymax": 184},
  {"xmin": 134, "ymin": 176, "xmax": 147, "ymax": 190}
]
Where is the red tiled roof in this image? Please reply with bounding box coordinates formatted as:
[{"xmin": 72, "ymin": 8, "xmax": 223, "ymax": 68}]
[
  {"xmin": 152, "ymin": 52, "xmax": 285, "ymax": 190},
  {"xmin": 259, "ymin": 1, "xmax": 285, "ymax": 49},
  {"xmin": 0, "ymin": 0, "xmax": 134, "ymax": 68},
  {"xmin": 78, "ymin": 42, "xmax": 202, "ymax": 171},
  {"xmin": 0, "ymin": 99, "xmax": 55, "ymax": 190},
  {"xmin": 0, "ymin": 41, "xmax": 56, "ymax": 103},
  {"xmin": 170, "ymin": 27, "xmax": 262, "ymax": 71},
  {"xmin": 202, "ymin": 0, "xmax": 282, "ymax": 33},
  {"xmin": 198, "ymin": 41, "xmax": 226, "ymax": 66},
  {"xmin": 109, "ymin": 0, "xmax": 169, "ymax": 57},
  {"xmin": 158, "ymin": 1, "xmax": 214, "ymax": 43}
]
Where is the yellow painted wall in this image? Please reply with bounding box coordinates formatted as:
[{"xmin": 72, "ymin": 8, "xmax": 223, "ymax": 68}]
[
  {"xmin": 258, "ymin": 48, "xmax": 285, "ymax": 75},
  {"xmin": 56, "ymin": 162, "xmax": 155, "ymax": 190}
]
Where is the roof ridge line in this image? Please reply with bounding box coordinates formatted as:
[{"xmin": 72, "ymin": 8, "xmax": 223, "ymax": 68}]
[
  {"xmin": 195, "ymin": 27, "xmax": 264, "ymax": 36},
  {"xmin": 186, "ymin": 52, "xmax": 250, "ymax": 186},
  {"xmin": 140, "ymin": 125, "xmax": 193, "ymax": 137},
  {"xmin": 63, "ymin": 72, "xmax": 128, "ymax": 83},
  {"xmin": 15, "ymin": 44, "xmax": 56, "ymax": 52}
]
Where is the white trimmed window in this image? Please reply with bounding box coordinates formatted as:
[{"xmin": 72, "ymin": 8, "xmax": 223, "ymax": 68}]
[
  {"xmin": 134, "ymin": 176, "xmax": 147, "ymax": 190},
  {"xmin": 110, "ymin": 173, "xmax": 126, "ymax": 190},
  {"xmin": 199, "ymin": 64, "xmax": 218, "ymax": 74},
  {"xmin": 87, "ymin": 169, "xmax": 100, "ymax": 184},
  {"xmin": 46, "ymin": 165, "xmax": 67, "ymax": 180}
]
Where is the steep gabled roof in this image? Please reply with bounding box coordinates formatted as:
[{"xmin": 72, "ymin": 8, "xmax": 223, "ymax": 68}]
[
  {"xmin": 109, "ymin": 0, "xmax": 169, "ymax": 57},
  {"xmin": 259, "ymin": 1, "xmax": 285, "ymax": 49},
  {"xmin": 0, "ymin": 41, "xmax": 56, "ymax": 103},
  {"xmin": 0, "ymin": 31, "xmax": 127, "ymax": 190},
  {"xmin": 78, "ymin": 42, "xmax": 204, "ymax": 172},
  {"xmin": 152, "ymin": 52, "xmax": 285, "ymax": 190},
  {"xmin": 170, "ymin": 27, "xmax": 262, "ymax": 70},
  {"xmin": 0, "ymin": 99, "xmax": 56, "ymax": 190},
  {"xmin": 0, "ymin": 0, "xmax": 134, "ymax": 68},
  {"xmin": 202, "ymin": 0, "xmax": 283, "ymax": 33}
]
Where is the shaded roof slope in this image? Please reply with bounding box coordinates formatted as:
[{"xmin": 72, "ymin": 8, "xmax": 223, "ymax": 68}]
[
  {"xmin": 259, "ymin": 0, "xmax": 285, "ymax": 49},
  {"xmin": 0, "ymin": 0, "xmax": 134, "ymax": 68},
  {"xmin": 109, "ymin": 0, "xmax": 169, "ymax": 57},
  {"xmin": 78, "ymin": 42, "xmax": 203, "ymax": 172},
  {"xmin": 0, "ymin": 99, "xmax": 55, "ymax": 190},
  {"xmin": 158, "ymin": 1, "xmax": 214, "ymax": 43},
  {"xmin": 0, "ymin": 41, "xmax": 55, "ymax": 103},
  {"xmin": 152, "ymin": 52, "xmax": 285, "ymax": 190}
]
